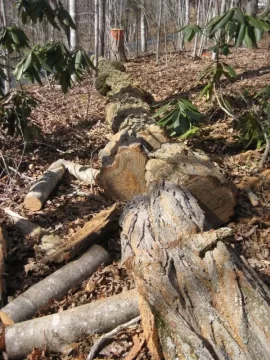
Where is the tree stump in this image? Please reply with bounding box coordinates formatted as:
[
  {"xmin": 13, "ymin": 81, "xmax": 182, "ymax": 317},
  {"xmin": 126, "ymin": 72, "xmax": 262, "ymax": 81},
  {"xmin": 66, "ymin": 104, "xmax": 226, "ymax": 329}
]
[
  {"xmin": 110, "ymin": 28, "xmax": 127, "ymax": 62},
  {"xmin": 120, "ymin": 182, "xmax": 270, "ymax": 360}
]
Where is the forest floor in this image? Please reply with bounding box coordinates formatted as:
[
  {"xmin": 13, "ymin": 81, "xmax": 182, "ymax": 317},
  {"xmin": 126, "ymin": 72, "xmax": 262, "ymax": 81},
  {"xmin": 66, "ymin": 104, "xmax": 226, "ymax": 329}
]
[{"xmin": 0, "ymin": 41, "xmax": 270, "ymax": 360}]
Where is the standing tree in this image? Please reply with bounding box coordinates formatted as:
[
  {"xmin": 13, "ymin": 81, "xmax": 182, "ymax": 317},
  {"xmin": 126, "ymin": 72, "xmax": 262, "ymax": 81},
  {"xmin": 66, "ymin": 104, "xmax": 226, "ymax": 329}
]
[{"xmin": 69, "ymin": 0, "xmax": 78, "ymax": 50}]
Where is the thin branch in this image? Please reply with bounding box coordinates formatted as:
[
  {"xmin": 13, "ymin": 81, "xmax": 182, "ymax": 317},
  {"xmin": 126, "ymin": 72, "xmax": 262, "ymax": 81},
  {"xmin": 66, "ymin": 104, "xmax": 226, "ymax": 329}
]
[{"xmin": 86, "ymin": 316, "xmax": 141, "ymax": 360}]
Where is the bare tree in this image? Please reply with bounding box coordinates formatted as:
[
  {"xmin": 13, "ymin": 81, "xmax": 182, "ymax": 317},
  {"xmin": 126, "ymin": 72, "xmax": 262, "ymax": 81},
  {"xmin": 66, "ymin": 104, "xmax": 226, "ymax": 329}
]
[
  {"xmin": 0, "ymin": 0, "xmax": 10, "ymax": 94},
  {"xmin": 99, "ymin": 0, "xmax": 106, "ymax": 56},
  {"xmin": 140, "ymin": 0, "xmax": 147, "ymax": 53},
  {"xmin": 246, "ymin": 0, "xmax": 259, "ymax": 15}
]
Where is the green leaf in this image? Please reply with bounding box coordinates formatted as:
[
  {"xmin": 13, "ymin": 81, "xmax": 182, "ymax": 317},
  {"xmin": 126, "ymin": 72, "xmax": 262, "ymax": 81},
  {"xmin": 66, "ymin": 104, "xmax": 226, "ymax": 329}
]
[
  {"xmin": 247, "ymin": 15, "xmax": 264, "ymax": 31},
  {"xmin": 234, "ymin": 7, "xmax": 248, "ymax": 26},
  {"xmin": 243, "ymin": 26, "xmax": 257, "ymax": 48},
  {"xmin": 209, "ymin": 9, "xmax": 235, "ymax": 37},
  {"xmin": 23, "ymin": 52, "xmax": 33, "ymax": 71},
  {"xmin": 234, "ymin": 24, "xmax": 246, "ymax": 47},
  {"xmin": 222, "ymin": 63, "xmax": 237, "ymax": 78},
  {"xmin": 152, "ymin": 101, "xmax": 173, "ymax": 119}
]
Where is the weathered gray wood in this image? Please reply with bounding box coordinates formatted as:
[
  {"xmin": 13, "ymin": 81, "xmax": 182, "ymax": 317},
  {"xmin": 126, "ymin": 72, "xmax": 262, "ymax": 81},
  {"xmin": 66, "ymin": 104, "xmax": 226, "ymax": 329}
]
[{"xmin": 120, "ymin": 182, "xmax": 270, "ymax": 360}]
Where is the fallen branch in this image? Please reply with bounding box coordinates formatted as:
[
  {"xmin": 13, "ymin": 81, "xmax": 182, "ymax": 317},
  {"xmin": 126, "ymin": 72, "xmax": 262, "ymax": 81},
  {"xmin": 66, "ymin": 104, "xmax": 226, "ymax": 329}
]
[
  {"xmin": 86, "ymin": 316, "xmax": 141, "ymax": 360},
  {"xmin": 3, "ymin": 208, "xmax": 62, "ymax": 255},
  {"xmin": 24, "ymin": 159, "xmax": 65, "ymax": 211},
  {"xmin": 0, "ymin": 244, "xmax": 110, "ymax": 324},
  {"xmin": 1, "ymin": 289, "xmax": 139, "ymax": 359},
  {"xmin": 62, "ymin": 160, "xmax": 99, "ymax": 184},
  {"xmin": 40, "ymin": 204, "xmax": 121, "ymax": 264}
]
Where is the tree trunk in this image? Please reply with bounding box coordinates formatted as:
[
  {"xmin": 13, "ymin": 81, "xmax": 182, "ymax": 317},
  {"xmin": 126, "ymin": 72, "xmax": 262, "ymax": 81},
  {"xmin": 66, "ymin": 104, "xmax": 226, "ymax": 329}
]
[
  {"xmin": 69, "ymin": 0, "xmax": 78, "ymax": 50},
  {"xmin": 110, "ymin": 28, "xmax": 127, "ymax": 62},
  {"xmin": 155, "ymin": 0, "xmax": 163, "ymax": 65},
  {"xmin": 98, "ymin": 0, "xmax": 106, "ymax": 56},
  {"xmin": 246, "ymin": 0, "xmax": 258, "ymax": 16},
  {"xmin": 140, "ymin": 0, "xmax": 147, "ymax": 53},
  {"xmin": 94, "ymin": 0, "xmax": 99, "ymax": 72},
  {"xmin": 120, "ymin": 182, "xmax": 270, "ymax": 360},
  {"xmin": 0, "ymin": 0, "xmax": 10, "ymax": 94}
]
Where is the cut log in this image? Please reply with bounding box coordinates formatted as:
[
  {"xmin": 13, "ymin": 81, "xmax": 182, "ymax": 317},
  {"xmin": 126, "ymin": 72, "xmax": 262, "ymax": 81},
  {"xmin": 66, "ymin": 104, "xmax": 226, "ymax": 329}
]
[
  {"xmin": 0, "ymin": 225, "xmax": 7, "ymax": 307},
  {"xmin": 3, "ymin": 208, "xmax": 62, "ymax": 256},
  {"xmin": 97, "ymin": 135, "xmax": 148, "ymax": 201},
  {"xmin": 1, "ymin": 289, "xmax": 139, "ymax": 359},
  {"xmin": 40, "ymin": 204, "xmax": 121, "ymax": 264},
  {"xmin": 62, "ymin": 160, "xmax": 99, "ymax": 184},
  {"xmin": 0, "ymin": 244, "xmax": 110, "ymax": 324},
  {"xmin": 120, "ymin": 182, "xmax": 270, "ymax": 360},
  {"xmin": 24, "ymin": 159, "xmax": 65, "ymax": 211},
  {"xmin": 99, "ymin": 140, "xmax": 235, "ymax": 226},
  {"xmin": 110, "ymin": 28, "xmax": 127, "ymax": 62}
]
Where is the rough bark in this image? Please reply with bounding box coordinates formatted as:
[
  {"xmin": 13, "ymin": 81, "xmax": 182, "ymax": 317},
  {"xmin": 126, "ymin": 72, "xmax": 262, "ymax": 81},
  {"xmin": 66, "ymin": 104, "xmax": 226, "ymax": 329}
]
[
  {"xmin": 105, "ymin": 87, "xmax": 151, "ymax": 133},
  {"xmin": 110, "ymin": 28, "xmax": 127, "ymax": 62},
  {"xmin": 120, "ymin": 182, "xmax": 270, "ymax": 360},
  {"xmin": 24, "ymin": 159, "xmax": 65, "ymax": 211},
  {"xmin": 40, "ymin": 204, "xmax": 121, "ymax": 264},
  {"xmin": 0, "ymin": 245, "xmax": 110, "ymax": 324},
  {"xmin": 3, "ymin": 208, "xmax": 62, "ymax": 256},
  {"xmin": 1, "ymin": 289, "xmax": 139, "ymax": 359},
  {"xmin": 62, "ymin": 160, "xmax": 99, "ymax": 184}
]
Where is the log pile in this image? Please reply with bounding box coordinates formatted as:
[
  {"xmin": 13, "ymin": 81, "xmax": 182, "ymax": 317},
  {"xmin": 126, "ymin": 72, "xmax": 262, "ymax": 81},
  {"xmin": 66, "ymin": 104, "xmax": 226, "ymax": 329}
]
[{"xmin": 3, "ymin": 59, "xmax": 269, "ymax": 360}]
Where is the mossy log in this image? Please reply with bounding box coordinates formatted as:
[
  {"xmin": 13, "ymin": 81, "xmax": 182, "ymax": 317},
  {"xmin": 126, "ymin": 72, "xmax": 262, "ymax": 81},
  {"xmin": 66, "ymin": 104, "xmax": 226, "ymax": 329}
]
[{"xmin": 120, "ymin": 182, "xmax": 270, "ymax": 360}]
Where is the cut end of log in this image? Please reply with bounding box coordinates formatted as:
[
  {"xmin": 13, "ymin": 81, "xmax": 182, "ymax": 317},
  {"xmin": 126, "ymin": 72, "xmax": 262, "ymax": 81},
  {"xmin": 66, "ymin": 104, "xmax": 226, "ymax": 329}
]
[
  {"xmin": 98, "ymin": 143, "xmax": 148, "ymax": 201},
  {"xmin": 24, "ymin": 195, "xmax": 43, "ymax": 211}
]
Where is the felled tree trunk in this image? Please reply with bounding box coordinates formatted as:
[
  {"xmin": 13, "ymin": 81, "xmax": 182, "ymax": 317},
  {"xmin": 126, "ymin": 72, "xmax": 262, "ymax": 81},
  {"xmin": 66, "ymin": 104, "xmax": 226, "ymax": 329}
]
[
  {"xmin": 24, "ymin": 159, "xmax": 65, "ymax": 211},
  {"xmin": 0, "ymin": 245, "xmax": 110, "ymax": 324},
  {"xmin": 98, "ymin": 141, "xmax": 235, "ymax": 227},
  {"xmin": 120, "ymin": 182, "xmax": 270, "ymax": 360},
  {"xmin": 1, "ymin": 289, "xmax": 139, "ymax": 359},
  {"xmin": 110, "ymin": 28, "xmax": 127, "ymax": 62}
]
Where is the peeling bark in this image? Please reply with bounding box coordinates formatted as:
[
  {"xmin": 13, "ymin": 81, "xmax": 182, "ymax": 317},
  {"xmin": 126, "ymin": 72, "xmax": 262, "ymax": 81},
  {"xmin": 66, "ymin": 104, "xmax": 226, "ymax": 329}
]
[
  {"xmin": 120, "ymin": 182, "xmax": 270, "ymax": 360},
  {"xmin": 40, "ymin": 204, "xmax": 120, "ymax": 264}
]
